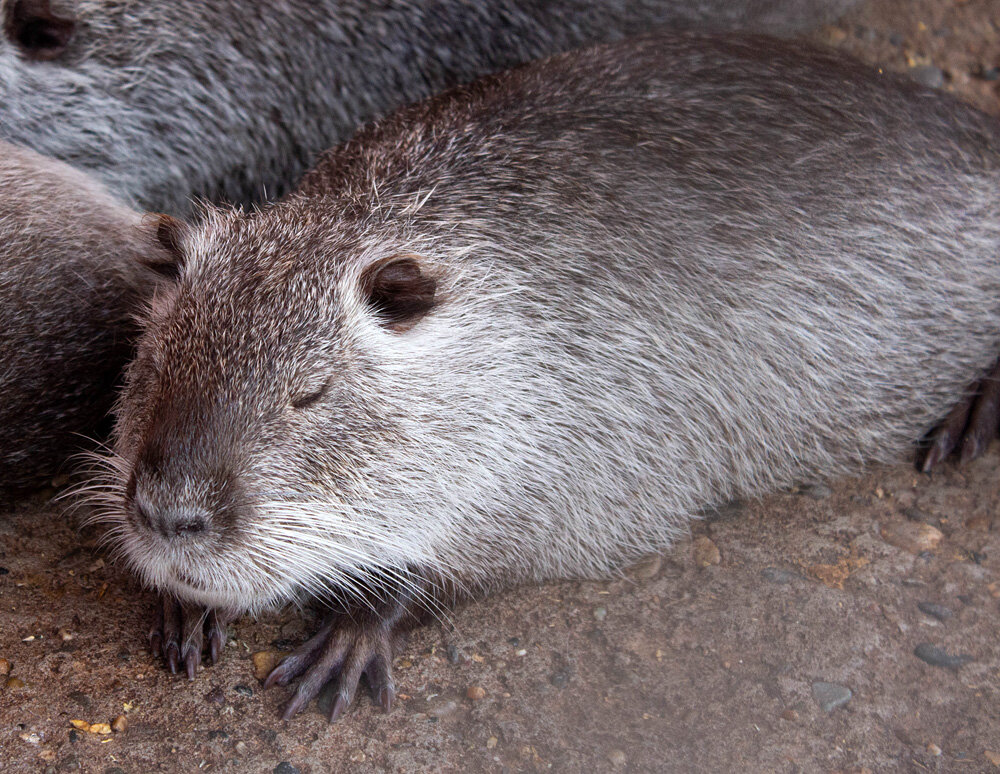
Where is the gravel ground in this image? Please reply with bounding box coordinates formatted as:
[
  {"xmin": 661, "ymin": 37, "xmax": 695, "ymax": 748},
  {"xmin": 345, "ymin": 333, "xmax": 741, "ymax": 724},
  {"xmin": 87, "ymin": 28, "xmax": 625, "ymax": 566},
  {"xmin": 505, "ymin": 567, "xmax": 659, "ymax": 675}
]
[{"xmin": 2, "ymin": 1, "xmax": 999, "ymax": 771}]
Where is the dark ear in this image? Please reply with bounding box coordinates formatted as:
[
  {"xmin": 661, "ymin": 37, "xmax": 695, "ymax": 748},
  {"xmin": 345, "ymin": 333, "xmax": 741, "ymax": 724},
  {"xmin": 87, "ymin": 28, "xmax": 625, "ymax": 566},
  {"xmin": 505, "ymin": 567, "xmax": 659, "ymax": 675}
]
[
  {"xmin": 360, "ymin": 255, "xmax": 436, "ymax": 332},
  {"xmin": 140, "ymin": 213, "xmax": 188, "ymax": 280},
  {"xmin": 4, "ymin": 0, "xmax": 76, "ymax": 61}
]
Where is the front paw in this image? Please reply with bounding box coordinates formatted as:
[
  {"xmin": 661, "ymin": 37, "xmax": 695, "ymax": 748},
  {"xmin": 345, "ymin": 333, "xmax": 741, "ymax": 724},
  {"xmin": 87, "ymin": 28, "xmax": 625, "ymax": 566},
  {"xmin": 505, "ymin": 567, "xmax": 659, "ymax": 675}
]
[
  {"xmin": 149, "ymin": 595, "xmax": 229, "ymax": 679},
  {"xmin": 264, "ymin": 616, "xmax": 405, "ymax": 722}
]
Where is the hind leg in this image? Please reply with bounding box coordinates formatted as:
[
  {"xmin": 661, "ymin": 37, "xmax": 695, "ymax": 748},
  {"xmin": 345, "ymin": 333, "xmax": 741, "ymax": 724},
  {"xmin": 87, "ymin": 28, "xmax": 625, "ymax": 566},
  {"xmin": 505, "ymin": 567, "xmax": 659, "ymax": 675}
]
[{"xmin": 922, "ymin": 359, "xmax": 1000, "ymax": 471}]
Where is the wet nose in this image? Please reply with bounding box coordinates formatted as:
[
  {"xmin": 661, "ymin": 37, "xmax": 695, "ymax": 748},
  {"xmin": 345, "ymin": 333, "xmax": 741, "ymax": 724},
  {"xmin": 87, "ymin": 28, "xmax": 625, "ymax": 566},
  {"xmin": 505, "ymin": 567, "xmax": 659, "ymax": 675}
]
[{"xmin": 134, "ymin": 499, "xmax": 210, "ymax": 540}]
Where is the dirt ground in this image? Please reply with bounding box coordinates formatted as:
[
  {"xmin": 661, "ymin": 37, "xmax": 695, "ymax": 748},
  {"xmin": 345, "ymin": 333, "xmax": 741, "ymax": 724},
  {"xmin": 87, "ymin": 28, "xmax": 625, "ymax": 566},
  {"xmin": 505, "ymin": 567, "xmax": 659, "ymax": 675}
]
[{"xmin": 2, "ymin": 1, "xmax": 1000, "ymax": 772}]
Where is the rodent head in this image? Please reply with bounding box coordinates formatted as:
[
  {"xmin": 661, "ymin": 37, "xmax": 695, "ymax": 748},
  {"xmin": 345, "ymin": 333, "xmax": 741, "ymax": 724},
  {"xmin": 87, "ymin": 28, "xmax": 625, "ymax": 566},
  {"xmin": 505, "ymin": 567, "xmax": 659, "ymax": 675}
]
[{"xmin": 106, "ymin": 204, "xmax": 445, "ymax": 613}]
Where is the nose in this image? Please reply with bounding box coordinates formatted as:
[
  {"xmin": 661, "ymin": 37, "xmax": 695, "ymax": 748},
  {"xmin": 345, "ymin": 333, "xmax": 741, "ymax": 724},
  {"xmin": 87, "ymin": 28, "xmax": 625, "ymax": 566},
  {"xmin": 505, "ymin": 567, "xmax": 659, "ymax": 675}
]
[{"xmin": 134, "ymin": 499, "xmax": 210, "ymax": 540}]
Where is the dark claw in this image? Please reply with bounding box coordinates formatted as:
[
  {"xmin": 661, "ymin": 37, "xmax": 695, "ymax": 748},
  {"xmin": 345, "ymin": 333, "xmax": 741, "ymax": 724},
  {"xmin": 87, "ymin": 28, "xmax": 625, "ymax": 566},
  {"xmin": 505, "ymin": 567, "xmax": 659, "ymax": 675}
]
[
  {"xmin": 208, "ymin": 612, "xmax": 226, "ymax": 665},
  {"xmin": 959, "ymin": 372, "xmax": 1000, "ymax": 464},
  {"xmin": 166, "ymin": 642, "xmax": 180, "ymax": 674},
  {"xmin": 365, "ymin": 649, "xmax": 394, "ymax": 712},
  {"xmin": 922, "ymin": 397, "xmax": 972, "ymax": 471},
  {"xmin": 376, "ymin": 685, "xmax": 394, "ymax": 713},
  {"xmin": 328, "ymin": 693, "xmax": 349, "ymax": 723},
  {"xmin": 148, "ymin": 627, "xmax": 163, "ymax": 658},
  {"xmin": 265, "ymin": 620, "xmax": 337, "ymax": 690},
  {"xmin": 183, "ymin": 644, "xmax": 200, "ymax": 680},
  {"xmin": 922, "ymin": 358, "xmax": 1000, "ymax": 471}
]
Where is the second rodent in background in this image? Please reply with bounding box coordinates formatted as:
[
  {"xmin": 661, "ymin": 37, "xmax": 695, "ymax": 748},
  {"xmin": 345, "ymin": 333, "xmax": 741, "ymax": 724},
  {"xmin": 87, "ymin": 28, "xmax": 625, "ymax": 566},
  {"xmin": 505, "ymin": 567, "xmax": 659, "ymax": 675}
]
[
  {"xmin": 0, "ymin": 141, "xmax": 166, "ymax": 490},
  {"xmin": 0, "ymin": 0, "xmax": 861, "ymax": 214}
]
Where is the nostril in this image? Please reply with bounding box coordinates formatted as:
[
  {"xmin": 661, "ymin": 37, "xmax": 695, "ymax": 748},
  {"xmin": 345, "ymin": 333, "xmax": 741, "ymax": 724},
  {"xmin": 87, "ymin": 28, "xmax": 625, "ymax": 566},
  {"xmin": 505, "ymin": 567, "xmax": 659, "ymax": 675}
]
[
  {"xmin": 173, "ymin": 518, "xmax": 206, "ymax": 538},
  {"xmin": 131, "ymin": 497, "xmax": 209, "ymax": 540}
]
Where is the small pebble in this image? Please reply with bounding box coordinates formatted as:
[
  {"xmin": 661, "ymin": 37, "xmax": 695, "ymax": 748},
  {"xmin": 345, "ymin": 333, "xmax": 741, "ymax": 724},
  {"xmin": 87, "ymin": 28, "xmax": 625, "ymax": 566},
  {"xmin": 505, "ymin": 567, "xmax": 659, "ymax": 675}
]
[
  {"xmin": 965, "ymin": 515, "xmax": 994, "ymax": 531},
  {"xmin": 486, "ymin": 736, "xmax": 498, "ymax": 750},
  {"xmin": 235, "ymin": 742, "xmax": 248, "ymax": 755},
  {"xmin": 233, "ymin": 684, "xmax": 254, "ymax": 697},
  {"xmin": 111, "ymin": 716, "xmax": 127, "ymax": 734},
  {"xmin": 593, "ymin": 607, "xmax": 607, "ymax": 621},
  {"xmin": 917, "ymin": 602, "xmax": 952, "ymax": 622},
  {"xmin": 37, "ymin": 749, "xmax": 56, "ymax": 762},
  {"xmin": 426, "ymin": 699, "xmax": 459, "ymax": 719},
  {"xmin": 608, "ymin": 750, "xmax": 627, "ymax": 768},
  {"xmin": 204, "ymin": 686, "xmax": 225, "ymax": 705},
  {"xmin": 58, "ymin": 629, "xmax": 73, "ymax": 642},
  {"xmin": 251, "ymin": 651, "xmax": 280, "ymax": 681},
  {"xmin": 446, "ymin": 644, "xmax": 461, "ymax": 664},
  {"xmin": 762, "ymin": 567, "xmax": 799, "ymax": 584},
  {"xmin": 629, "ymin": 554, "xmax": 662, "ymax": 580},
  {"xmin": 0, "ymin": 658, "xmax": 10, "ymax": 676},
  {"xmin": 273, "ymin": 763, "xmax": 300, "ymax": 774},
  {"xmin": 811, "ymin": 681, "xmax": 852, "ymax": 712},
  {"xmin": 20, "ymin": 732, "xmax": 41, "ymax": 745},
  {"xmin": 902, "ymin": 507, "xmax": 936, "ymax": 525},
  {"xmin": 6, "ymin": 677, "xmax": 26, "ymax": 689},
  {"xmin": 781, "ymin": 708, "xmax": 799, "ymax": 722},
  {"xmin": 880, "ymin": 522, "xmax": 943, "ymax": 554},
  {"xmin": 909, "ymin": 64, "xmax": 945, "ymax": 90},
  {"xmin": 984, "ymin": 750, "xmax": 1000, "ymax": 766},
  {"xmin": 466, "ymin": 685, "xmax": 486, "ymax": 701},
  {"xmin": 67, "ymin": 731, "xmax": 78, "ymax": 743},
  {"xmin": 927, "ymin": 743, "xmax": 942, "ymax": 757},
  {"xmin": 549, "ymin": 670, "xmax": 570, "ymax": 688},
  {"xmin": 693, "ymin": 537, "xmax": 721, "ymax": 567},
  {"xmin": 913, "ymin": 643, "xmax": 974, "ymax": 669}
]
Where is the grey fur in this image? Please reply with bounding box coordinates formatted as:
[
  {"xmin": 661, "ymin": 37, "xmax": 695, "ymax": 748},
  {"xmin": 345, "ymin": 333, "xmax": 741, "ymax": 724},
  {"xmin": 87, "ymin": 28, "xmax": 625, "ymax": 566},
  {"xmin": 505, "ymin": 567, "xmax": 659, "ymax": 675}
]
[
  {"xmin": 100, "ymin": 33, "xmax": 1000, "ymax": 616},
  {"xmin": 0, "ymin": 0, "xmax": 859, "ymax": 215},
  {"xmin": 0, "ymin": 140, "xmax": 161, "ymax": 490}
]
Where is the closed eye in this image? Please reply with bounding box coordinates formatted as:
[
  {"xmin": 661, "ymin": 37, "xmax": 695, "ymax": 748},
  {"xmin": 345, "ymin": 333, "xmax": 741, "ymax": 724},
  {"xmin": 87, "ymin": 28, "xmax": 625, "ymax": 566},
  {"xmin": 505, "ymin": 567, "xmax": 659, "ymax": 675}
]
[{"xmin": 290, "ymin": 381, "xmax": 329, "ymax": 410}]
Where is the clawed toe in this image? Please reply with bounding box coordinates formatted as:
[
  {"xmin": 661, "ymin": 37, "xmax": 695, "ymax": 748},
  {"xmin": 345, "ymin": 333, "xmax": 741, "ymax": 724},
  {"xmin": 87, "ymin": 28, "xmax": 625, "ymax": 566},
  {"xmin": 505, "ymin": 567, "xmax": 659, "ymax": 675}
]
[
  {"xmin": 922, "ymin": 360, "xmax": 1000, "ymax": 471},
  {"xmin": 149, "ymin": 595, "xmax": 229, "ymax": 678},
  {"xmin": 267, "ymin": 618, "xmax": 401, "ymax": 722}
]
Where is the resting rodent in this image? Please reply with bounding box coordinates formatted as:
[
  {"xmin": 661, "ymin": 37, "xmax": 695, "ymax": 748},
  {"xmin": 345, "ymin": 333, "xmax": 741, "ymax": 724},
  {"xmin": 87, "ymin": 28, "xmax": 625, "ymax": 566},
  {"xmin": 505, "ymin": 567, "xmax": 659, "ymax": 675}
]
[
  {"xmin": 0, "ymin": 0, "xmax": 860, "ymax": 214},
  {"xmin": 0, "ymin": 140, "xmax": 164, "ymax": 490},
  {"xmin": 95, "ymin": 33, "xmax": 1000, "ymax": 719}
]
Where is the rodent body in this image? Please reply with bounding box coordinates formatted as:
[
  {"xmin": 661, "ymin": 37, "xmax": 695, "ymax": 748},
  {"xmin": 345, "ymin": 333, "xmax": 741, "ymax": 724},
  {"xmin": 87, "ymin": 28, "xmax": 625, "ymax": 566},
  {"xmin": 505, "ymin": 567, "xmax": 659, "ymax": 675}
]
[
  {"xmin": 0, "ymin": 140, "xmax": 162, "ymax": 490},
  {"xmin": 0, "ymin": 0, "xmax": 859, "ymax": 214},
  {"xmin": 100, "ymin": 33, "xmax": 1000, "ymax": 713}
]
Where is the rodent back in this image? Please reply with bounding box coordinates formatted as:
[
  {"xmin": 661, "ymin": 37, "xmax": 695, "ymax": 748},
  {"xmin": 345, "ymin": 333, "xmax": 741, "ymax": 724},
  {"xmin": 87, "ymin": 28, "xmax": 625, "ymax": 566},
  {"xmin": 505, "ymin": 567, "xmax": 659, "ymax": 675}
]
[{"xmin": 110, "ymin": 34, "xmax": 1000, "ymax": 606}]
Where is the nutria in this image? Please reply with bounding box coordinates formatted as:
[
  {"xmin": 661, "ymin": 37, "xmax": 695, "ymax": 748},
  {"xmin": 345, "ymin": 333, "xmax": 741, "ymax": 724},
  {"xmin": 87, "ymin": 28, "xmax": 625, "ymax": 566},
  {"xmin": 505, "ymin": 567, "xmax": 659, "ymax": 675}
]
[
  {"xmin": 91, "ymin": 33, "xmax": 1000, "ymax": 720},
  {"xmin": 0, "ymin": 0, "xmax": 860, "ymax": 214},
  {"xmin": 0, "ymin": 140, "xmax": 165, "ymax": 491}
]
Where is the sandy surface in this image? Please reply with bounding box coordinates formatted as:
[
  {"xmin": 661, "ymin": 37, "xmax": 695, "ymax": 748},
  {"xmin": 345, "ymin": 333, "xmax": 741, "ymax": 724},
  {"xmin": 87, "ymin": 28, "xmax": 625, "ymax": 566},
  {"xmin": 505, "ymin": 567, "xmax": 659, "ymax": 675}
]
[{"xmin": 2, "ymin": 1, "xmax": 999, "ymax": 772}]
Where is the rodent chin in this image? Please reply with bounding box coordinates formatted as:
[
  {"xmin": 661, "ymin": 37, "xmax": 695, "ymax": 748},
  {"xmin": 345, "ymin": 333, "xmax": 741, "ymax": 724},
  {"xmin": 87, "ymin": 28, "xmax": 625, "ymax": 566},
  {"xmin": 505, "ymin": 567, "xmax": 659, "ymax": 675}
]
[{"xmin": 160, "ymin": 569, "xmax": 289, "ymax": 615}]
